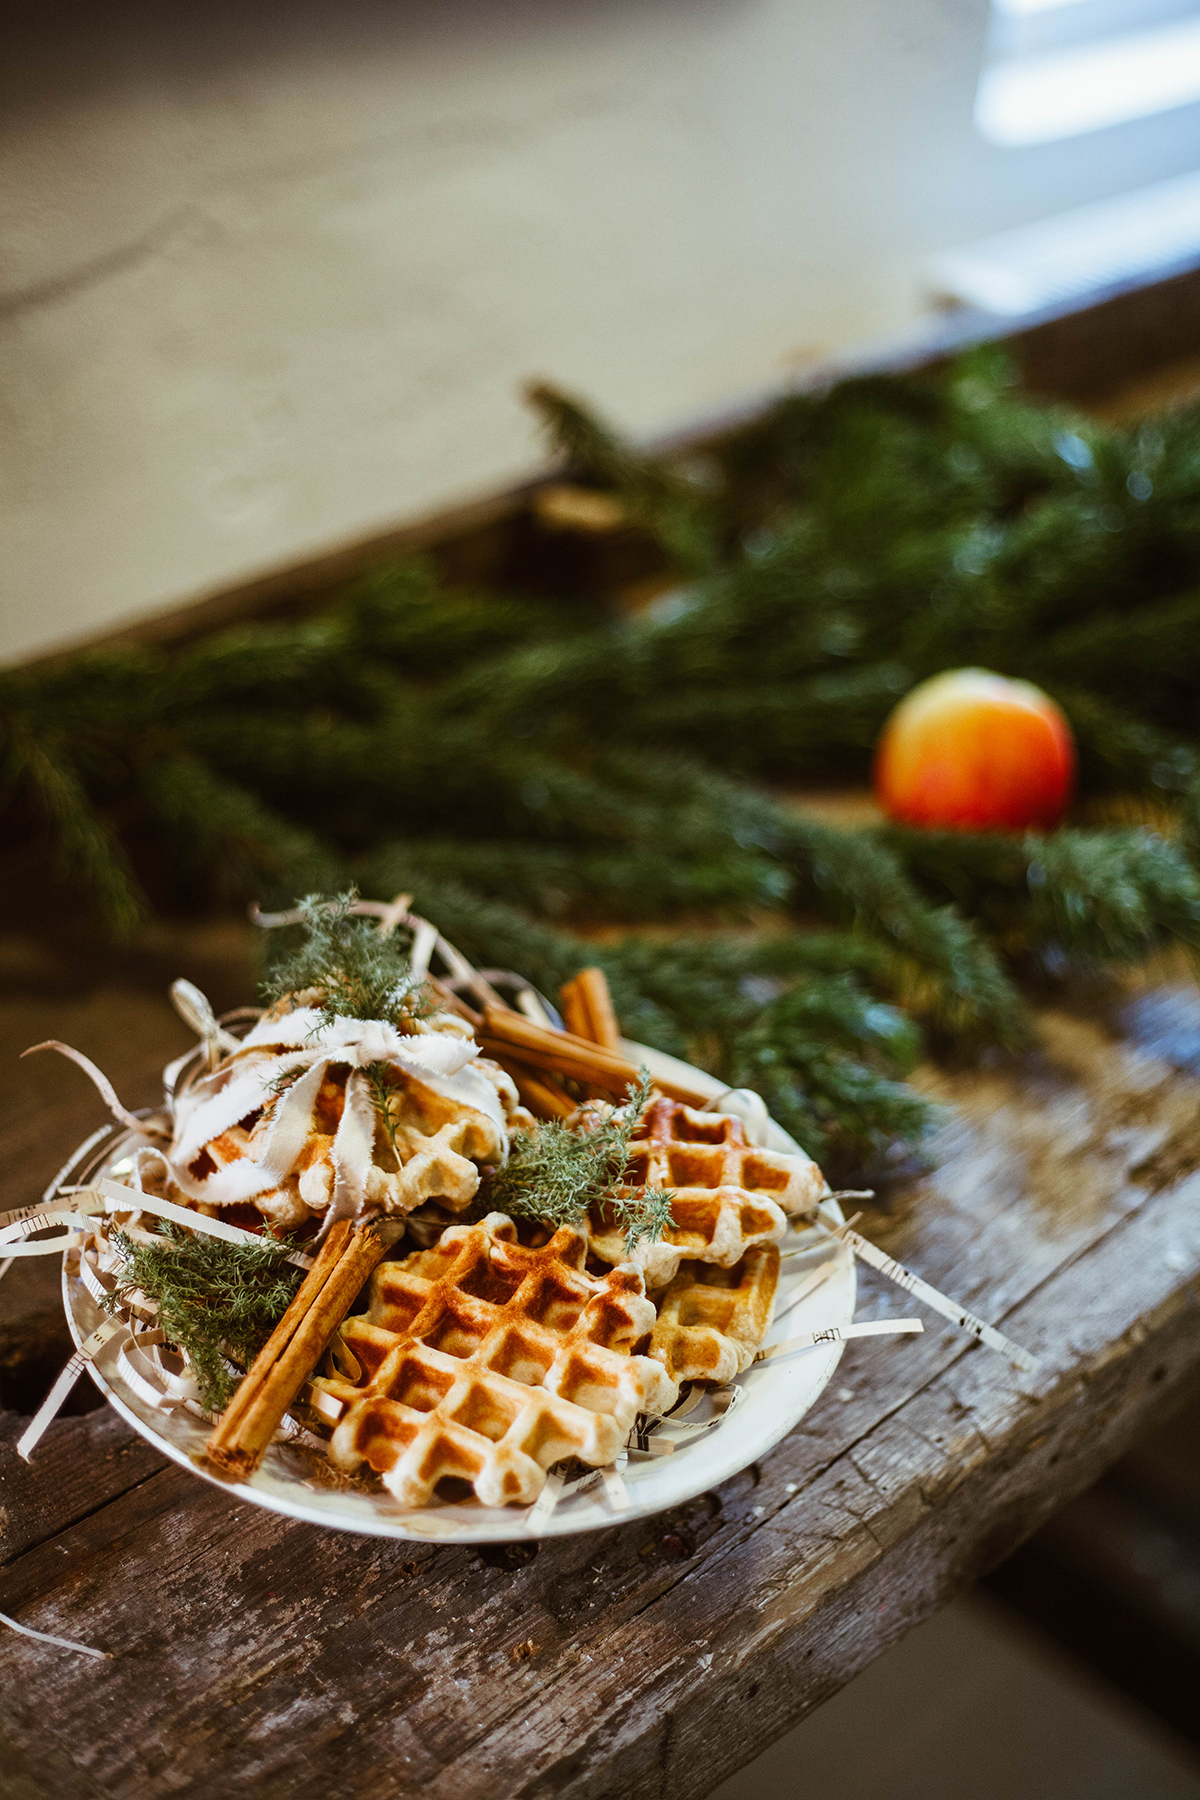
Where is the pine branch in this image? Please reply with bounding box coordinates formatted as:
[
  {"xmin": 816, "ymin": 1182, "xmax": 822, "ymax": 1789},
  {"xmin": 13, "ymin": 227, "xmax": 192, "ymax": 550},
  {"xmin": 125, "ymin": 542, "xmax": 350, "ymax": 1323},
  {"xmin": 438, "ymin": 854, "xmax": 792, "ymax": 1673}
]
[
  {"xmin": 1032, "ymin": 829, "xmax": 1200, "ymax": 960},
  {"xmin": 594, "ymin": 934, "xmax": 932, "ymax": 1159},
  {"xmin": 10, "ymin": 352, "xmax": 1200, "ymax": 1165},
  {"xmin": 882, "ymin": 824, "xmax": 1200, "ymax": 963},
  {"xmin": 1050, "ymin": 688, "xmax": 1199, "ymax": 798},
  {"xmin": 1180, "ymin": 777, "xmax": 1200, "ymax": 868},
  {"xmin": 690, "ymin": 778, "xmax": 1024, "ymax": 1043},
  {"xmin": 526, "ymin": 382, "xmax": 717, "ymax": 575},
  {"xmin": 0, "ymin": 709, "xmax": 147, "ymax": 933},
  {"xmin": 356, "ymin": 858, "xmax": 935, "ymax": 1160},
  {"xmin": 365, "ymin": 746, "xmax": 1021, "ymax": 1041},
  {"xmin": 1031, "ymin": 589, "xmax": 1200, "ymax": 735},
  {"xmin": 137, "ymin": 752, "xmax": 338, "ymax": 904},
  {"xmin": 362, "ymin": 834, "xmax": 788, "ymax": 922}
]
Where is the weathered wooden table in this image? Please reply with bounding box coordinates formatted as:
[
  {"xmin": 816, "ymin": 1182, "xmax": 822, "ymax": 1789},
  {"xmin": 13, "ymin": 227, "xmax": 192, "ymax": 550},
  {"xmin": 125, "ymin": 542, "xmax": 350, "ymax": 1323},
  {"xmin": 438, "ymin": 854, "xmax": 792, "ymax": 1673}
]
[{"xmin": 3, "ymin": 973, "xmax": 1200, "ymax": 1799}]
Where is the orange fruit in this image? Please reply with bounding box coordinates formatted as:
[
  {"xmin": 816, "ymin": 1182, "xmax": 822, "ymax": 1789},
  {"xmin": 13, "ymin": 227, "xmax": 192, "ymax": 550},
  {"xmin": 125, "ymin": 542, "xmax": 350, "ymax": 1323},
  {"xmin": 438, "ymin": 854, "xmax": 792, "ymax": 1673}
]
[{"xmin": 874, "ymin": 669, "xmax": 1075, "ymax": 832}]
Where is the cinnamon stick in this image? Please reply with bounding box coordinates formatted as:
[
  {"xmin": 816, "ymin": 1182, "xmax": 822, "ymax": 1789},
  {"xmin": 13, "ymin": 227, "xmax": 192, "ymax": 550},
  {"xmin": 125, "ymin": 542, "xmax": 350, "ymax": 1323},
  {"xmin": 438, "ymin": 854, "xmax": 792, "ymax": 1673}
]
[
  {"xmin": 425, "ymin": 975, "xmax": 483, "ymax": 1031},
  {"xmin": 560, "ymin": 967, "xmax": 621, "ymax": 1051},
  {"xmin": 480, "ymin": 1005, "xmax": 711, "ymax": 1107},
  {"xmin": 206, "ymin": 1219, "xmax": 395, "ymax": 1477},
  {"xmin": 503, "ymin": 1064, "xmax": 577, "ymax": 1120},
  {"xmin": 480, "ymin": 1033, "xmax": 626, "ymax": 1099}
]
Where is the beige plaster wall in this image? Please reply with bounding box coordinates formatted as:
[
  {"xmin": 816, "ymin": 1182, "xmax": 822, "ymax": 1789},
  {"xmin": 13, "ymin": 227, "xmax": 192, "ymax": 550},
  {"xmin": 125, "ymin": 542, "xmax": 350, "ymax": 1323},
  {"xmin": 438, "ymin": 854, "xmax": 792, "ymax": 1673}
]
[{"xmin": 5, "ymin": 0, "xmax": 1198, "ymax": 665}]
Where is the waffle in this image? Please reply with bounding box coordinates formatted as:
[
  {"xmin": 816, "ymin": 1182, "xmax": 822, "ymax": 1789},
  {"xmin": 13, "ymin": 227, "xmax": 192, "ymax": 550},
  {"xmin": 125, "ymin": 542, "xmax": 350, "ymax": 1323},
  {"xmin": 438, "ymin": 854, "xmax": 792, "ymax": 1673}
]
[
  {"xmin": 587, "ymin": 1097, "xmax": 827, "ymax": 1287},
  {"xmin": 182, "ymin": 1071, "xmax": 504, "ymax": 1230},
  {"xmin": 649, "ymin": 1245, "xmax": 780, "ymax": 1384},
  {"xmin": 311, "ymin": 1213, "xmax": 678, "ymax": 1507},
  {"xmin": 165, "ymin": 1004, "xmax": 525, "ymax": 1230}
]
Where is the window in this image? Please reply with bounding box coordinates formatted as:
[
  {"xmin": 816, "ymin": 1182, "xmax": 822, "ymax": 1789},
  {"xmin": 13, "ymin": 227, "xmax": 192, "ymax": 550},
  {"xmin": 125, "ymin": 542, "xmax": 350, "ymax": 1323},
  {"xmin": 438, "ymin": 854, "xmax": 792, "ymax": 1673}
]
[{"xmin": 976, "ymin": 0, "xmax": 1200, "ymax": 145}]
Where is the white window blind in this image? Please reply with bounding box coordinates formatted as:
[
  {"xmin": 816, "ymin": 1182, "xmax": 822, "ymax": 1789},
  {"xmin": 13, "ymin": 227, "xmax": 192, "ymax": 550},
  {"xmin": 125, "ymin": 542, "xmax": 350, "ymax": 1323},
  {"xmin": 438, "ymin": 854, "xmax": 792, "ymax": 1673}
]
[
  {"xmin": 977, "ymin": 0, "xmax": 1200, "ymax": 145},
  {"xmin": 927, "ymin": 166, "xmax": 1200, "ymax": 312}
]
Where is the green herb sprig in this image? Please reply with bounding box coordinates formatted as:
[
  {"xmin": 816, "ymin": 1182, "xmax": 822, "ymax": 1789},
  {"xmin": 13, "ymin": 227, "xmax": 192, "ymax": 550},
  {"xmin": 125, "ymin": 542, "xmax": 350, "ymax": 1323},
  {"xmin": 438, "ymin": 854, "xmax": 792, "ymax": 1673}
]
[
  {"xmin": 260, "ymin": 889, "xmax": 432, "ymax": 1152},
  {"xmin": 106, "ymin": 1223, "xmax": 304, "ymax": 1412},
  {"xmin": 363, "ymin": 1060, "xmax": 402, "ymax": 1164},
  {"xmin": 482, "ymin": 1070, "xmax": 673, "ymax": 1251},
  {"xmin": 261, "ymin": 889, "xmax": 430, "ymax": 1033}
]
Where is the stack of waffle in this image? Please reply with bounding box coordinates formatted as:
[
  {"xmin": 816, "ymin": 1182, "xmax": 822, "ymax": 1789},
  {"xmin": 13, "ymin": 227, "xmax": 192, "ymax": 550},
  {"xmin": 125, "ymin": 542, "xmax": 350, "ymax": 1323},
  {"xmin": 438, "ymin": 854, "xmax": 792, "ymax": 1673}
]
[
  {"xmin": 309, "ymin": 1096, "xmax": 828, "ymax": 1507},
  {"xmin": 144, "ymin": 1006, "xmax": 528, "ymax": 1232},
  {"xmin": 311, "ymin": 1213, "xmax": 677, "ymax": 1507},
  {"xmin": 586, "ymin": 1096, "xmax": 828, "ymax": 1385}
]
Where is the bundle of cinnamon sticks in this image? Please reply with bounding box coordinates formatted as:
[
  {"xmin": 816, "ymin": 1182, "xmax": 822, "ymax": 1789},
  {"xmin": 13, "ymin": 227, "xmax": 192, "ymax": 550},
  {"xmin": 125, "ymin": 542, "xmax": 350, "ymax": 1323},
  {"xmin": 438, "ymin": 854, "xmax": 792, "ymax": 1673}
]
[
  {"xmin": 206, "ymin": 1218, "xmax": 400, "ymax": 1477},
  {"xmin": 483, "ymin": 968, "xmax": 709, "ymax": 1119}
]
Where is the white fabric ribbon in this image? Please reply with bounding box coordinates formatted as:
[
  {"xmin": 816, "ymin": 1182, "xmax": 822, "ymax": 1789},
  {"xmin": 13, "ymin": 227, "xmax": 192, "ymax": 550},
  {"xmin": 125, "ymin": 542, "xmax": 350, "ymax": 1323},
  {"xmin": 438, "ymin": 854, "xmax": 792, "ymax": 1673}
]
[
  {"xmin": 167, "ymin": 1012, "xmax": 504, "ymax": 1209},
  {"xmin": 329, "ymin": 1068, "xmax": 378, "ymax": 1224}
]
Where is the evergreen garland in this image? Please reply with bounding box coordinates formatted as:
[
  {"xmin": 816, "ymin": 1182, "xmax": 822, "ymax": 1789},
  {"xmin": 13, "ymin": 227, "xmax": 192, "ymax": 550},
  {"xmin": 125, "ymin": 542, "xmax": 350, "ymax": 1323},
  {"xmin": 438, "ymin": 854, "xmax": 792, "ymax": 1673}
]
[{"xmin": 9, "ymin": 347, "xmax": 1200, "ymax": 1168}]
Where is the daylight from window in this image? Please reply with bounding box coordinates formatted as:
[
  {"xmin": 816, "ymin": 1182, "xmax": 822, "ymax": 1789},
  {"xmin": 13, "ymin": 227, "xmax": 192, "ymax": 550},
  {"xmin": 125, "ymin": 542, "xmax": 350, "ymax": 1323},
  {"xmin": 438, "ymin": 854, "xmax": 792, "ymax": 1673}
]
[{"xmin": 977, "ymin": 0, "xmax": 1200, "ymax": 144}]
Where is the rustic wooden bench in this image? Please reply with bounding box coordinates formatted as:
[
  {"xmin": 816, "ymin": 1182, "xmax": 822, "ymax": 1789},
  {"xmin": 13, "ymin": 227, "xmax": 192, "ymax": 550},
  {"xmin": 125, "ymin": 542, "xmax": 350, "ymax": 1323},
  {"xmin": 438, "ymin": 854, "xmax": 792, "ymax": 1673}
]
[{"xmin": 3, "ymin": 966, "xmax": 1200, "ymax": 1799}]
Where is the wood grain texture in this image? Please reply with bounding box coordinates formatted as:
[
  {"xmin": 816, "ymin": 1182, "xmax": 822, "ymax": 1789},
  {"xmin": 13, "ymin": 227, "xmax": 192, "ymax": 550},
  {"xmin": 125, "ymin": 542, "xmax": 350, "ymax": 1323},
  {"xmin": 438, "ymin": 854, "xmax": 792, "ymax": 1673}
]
[{"xmin": 3, "ymin": 986, "xmax": 1200, "ymax": 1799}]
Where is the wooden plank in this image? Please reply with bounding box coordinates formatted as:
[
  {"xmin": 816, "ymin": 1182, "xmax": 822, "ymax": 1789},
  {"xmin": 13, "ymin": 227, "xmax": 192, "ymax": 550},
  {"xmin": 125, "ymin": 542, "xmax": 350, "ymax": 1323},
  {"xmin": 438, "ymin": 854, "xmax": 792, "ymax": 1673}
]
[
  {"xmin": 22, "ymin": 484, "xmax": 533, "ymax": 670},
  {"xmin": 1, "ymin": 988, "xmax": 1199, "ymax": 1796},
  {"xmin": 1, "ymin": 1174, "xmax": 1195, "ymax": 1799},
  {"xmin": 0, "ymin": 1050, "xmax": 185, "ymax": 1220},
  {"xmin": 0, "ymin": 1064, "xmax": 183, "ymax": 1339},
  {"xmin": 0, "ymin": 1406, "xmax": 166, "ymax": 1566}
]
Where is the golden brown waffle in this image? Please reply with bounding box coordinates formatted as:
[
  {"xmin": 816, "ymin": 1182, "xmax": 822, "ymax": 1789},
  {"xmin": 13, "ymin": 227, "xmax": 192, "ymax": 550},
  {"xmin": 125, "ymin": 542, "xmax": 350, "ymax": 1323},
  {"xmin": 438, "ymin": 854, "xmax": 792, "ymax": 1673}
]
[
  {"xmin": 187, "ymin": 1077, "xmax": 501, "ymax": 1229},
  {"xmin": 649, "ymin": 1245, "xmax": 780, "ymax": 1384},
  {"xmin": 311, "ymin": 1213, "xmax": 678, "ymax": 1507},
  {"xmin": 289, "ymin": 1068, "xmax": 509, "ymax": 1218},
  {"xmin": 171, "ymin": 1053, "xmax": 524, "ymax": 1232},
  {"xmin": 587, "ymin": 1097, "xmax": 827, "ymax": 1287}
]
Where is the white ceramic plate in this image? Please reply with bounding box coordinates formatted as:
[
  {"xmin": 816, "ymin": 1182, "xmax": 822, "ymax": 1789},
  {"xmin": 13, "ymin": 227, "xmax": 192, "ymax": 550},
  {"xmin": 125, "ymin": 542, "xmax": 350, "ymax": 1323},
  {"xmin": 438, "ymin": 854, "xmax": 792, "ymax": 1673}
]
[{"xmin": 59, "ymin": 1051, "xmax": 856, "ymax": 1544}]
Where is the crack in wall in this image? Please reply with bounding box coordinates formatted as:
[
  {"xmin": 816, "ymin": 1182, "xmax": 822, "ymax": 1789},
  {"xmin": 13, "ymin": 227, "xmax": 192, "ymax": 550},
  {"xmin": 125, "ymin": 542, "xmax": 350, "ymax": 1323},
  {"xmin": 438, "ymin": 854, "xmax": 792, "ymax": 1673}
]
[
  {"xmin": 0, "ymin": 205, "xmax": 208, "ymax": 321},
  {"xmin": 0, "ymin": 86, "xmax": 626, "ymax": 323}
]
